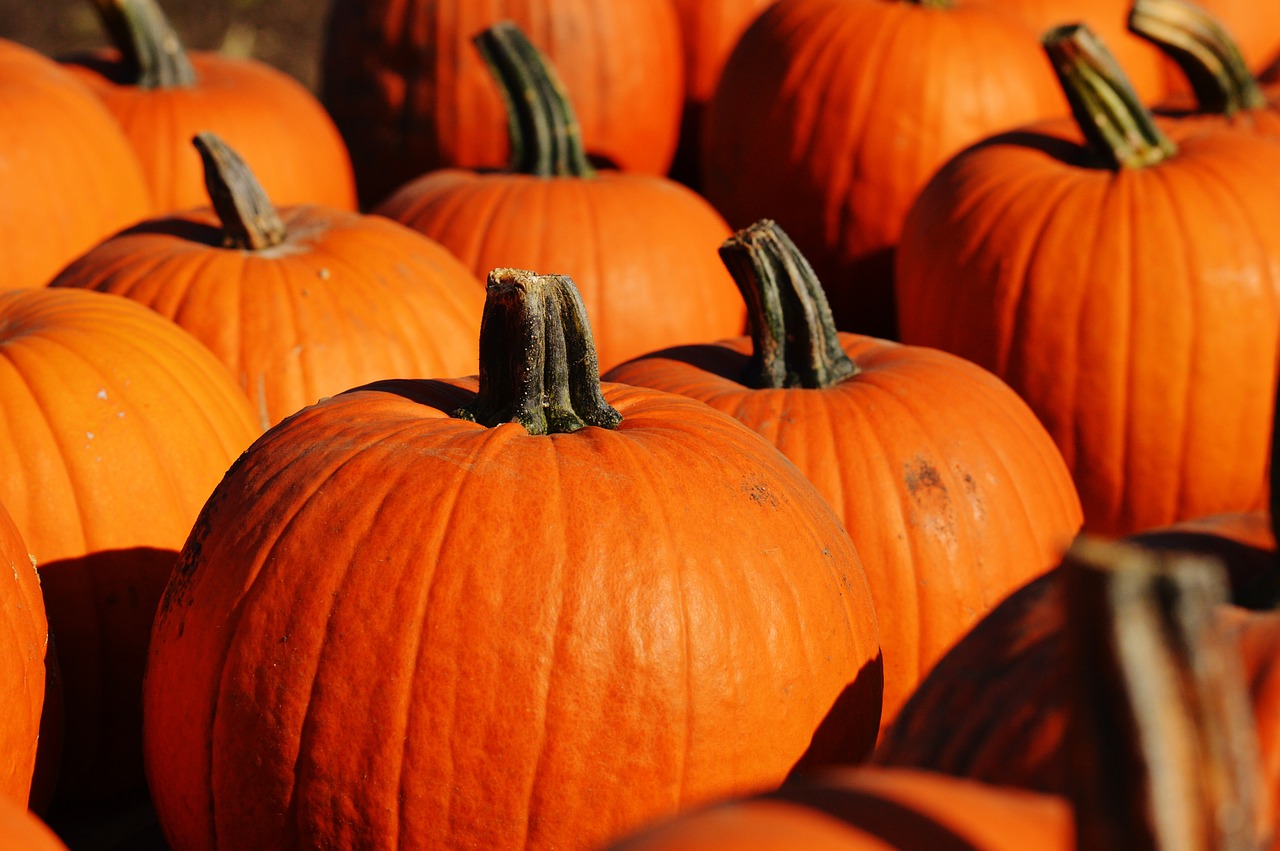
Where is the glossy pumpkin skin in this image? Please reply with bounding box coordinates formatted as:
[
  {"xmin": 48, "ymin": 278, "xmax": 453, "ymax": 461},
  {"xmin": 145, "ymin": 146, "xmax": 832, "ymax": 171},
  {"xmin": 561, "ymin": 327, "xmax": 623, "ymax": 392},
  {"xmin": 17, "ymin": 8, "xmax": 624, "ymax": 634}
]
[
  {"xmin": 377, "ymin": 172, "xmax": 746, "ymax": 373},
  {"xmin": 51, "ymin": 206, "xmax": 485, "ymax": 429},
  {"xmin": 0, "ymin": 288, "xmax": 260, "ymax": 802},
  {"xmin": 144, "ymin": 380, "xmax": 883, "ymax": 851},
  {"xmin": 321, "ymin": 0, "xmax": 685, "ymax": 207},
  {"xmin": 896, "ymin": 121, "xmax": 1280, "ymax": 537},
  {"xmin": 0, "ymin": 40, "xmax": 151, "ymax": 290},
  {"xmin": 0, "ymin": 503, "xmax": 46, "ymax": 807},
  {"xmin": 63, "ymin": 50, "xmax": 356, "ymax": 214},
  {"xmin": 607, "ymin": 334, "xmax": 1083, "ymax": 729},
  {"xmin": 606, "ymin": 767, "xmax": 1071, "ymax": 851},
  {"xmin": 701, "ymin": 0, "xmax": 1066, "ymax": 339}
]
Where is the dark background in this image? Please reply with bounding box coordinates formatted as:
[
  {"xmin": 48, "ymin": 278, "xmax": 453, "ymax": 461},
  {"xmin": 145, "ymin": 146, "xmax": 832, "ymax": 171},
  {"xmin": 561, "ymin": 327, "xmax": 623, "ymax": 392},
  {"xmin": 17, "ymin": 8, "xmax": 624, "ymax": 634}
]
[{"xmin": 0, "ymin": 1, "xmax": 326, "ymax": 91}]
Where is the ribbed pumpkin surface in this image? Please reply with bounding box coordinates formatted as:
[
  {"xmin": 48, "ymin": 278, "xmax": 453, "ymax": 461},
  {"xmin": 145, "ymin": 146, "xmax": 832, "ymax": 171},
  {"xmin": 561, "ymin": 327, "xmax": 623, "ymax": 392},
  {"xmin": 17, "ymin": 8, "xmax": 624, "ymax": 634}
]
[
  {"xmin": 144, "ymin": 380, "xmax": 882, "ymax": 851},
  {"xmin": 0, "ymin": 503, "xmax": 45, "ymax": 806}
]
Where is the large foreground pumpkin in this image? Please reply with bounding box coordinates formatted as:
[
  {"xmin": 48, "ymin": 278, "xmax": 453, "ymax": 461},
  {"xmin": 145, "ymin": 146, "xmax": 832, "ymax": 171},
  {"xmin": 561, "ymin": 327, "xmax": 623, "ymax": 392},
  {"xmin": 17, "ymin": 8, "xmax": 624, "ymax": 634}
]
[
  {"xmin": 607, "ymin": 221, "xmax": 1082, "ymax": 731},
  {"xmin": 0, "ymin": 288, "xmax": 260, "ymax": 802},
  {"xmin": 142, "ymin": 269, "xmax": 882, "ymax": 851}
]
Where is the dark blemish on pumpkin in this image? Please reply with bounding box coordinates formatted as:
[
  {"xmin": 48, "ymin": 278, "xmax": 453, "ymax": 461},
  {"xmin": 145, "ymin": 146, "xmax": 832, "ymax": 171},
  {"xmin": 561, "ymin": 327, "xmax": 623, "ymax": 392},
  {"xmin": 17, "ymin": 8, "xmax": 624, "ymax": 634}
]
[
  {"xmin": 743, "ymin": 477, "xmax": 780, "ymax": 508},
  {"xmin": 904, "ymin": 457, "xmax": 946, "ymax": 497}
]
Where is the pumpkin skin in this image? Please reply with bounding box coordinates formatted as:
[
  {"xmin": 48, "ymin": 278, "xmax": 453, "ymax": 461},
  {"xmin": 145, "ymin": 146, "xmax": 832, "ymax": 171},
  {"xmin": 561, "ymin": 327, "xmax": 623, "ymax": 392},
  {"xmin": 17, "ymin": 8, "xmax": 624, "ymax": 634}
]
[
  {"xmin": 62, "ymin": 50, "xmax": 357, "ymax": 214},
  {"xmin": 379, "ymin": 172, "xmax": 745, "ymax": 373},
  {"xmin": 968, "ymin": 0, "xmax": 1164, "ymax": 99},
  {"xmin": 0, "ymin": 502, "xmax": 46, "ymax": 807},
  {"xmin": 0, "ymin": 288, "xmax": 260, "ymax": 802},
  {"xmin": 605, "ymin": 767, "xmax": 1071, "ymax": 851},
  {"xmin": 321, "ymin": 0, "xmax": 685, "ymax": 207},
  {"xmin": 701, "ymin": 0, "xmax": 1067, "ymax": 339},
  {"xmin": 0, "ymin": 798, "xmax": 67, "ymax": 851},
  {"xmin": 51, "ymin": 138, "xmax": 484, "ymax": 430},
  {"xmin": 0, "ymin": 39, "xmax": 151, "ymax": 290},
  {"xmin": 895, "ymin": 58, "xmax": 1280, "ymax": 536},
  {"xmin": 142, "ymin": 375, "xmax": 883, "ymax": 849},
  {"xmin": 607, "ymin": 330, "xmax": 1083, "ymax": 731}
]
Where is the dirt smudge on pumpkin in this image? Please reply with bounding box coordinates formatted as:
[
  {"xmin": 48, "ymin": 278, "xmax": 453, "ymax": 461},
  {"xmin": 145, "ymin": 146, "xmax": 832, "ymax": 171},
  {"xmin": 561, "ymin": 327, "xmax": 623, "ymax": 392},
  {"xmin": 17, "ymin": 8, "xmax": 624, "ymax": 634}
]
[
  {"xmin": 903, "ymin": 455, "xmax": 959, "ymax": 556},
  {"xmin": 742, "ymin": 476, "xmax": 781, "ymax": 509}
]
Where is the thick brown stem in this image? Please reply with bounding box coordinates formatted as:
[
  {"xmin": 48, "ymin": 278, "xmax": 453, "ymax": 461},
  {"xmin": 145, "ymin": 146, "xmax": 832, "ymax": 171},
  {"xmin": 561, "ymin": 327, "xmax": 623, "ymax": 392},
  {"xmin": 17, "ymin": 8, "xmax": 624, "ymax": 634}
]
[
  {"xmin": 1044, "ymin": 24, "xmax": 1178, "ymax": 169},
  {"xmin": 1063, "ymin": 538, "xmax": 1266, "ymax": 851},
  {"xmin": 473, "ymin": 21, "xmax": 595, "ymax": 178},
  {"xmin": 192, "ymin": 133, "xmax": 286, "ymax": 252},
  {"xmin": 90, "ymin": 0, "xmax": 197, "ymax": 89},
  {"xmin": 1129, "ymin": 0, "xmax": 1267, "ymax": 116},
  {"xmin": 454, "ymin": 269, "xmax": 621, "ymax": 434},
  {"xmin": 719, "ymin": 220, "xmax": 856, "ymax": 389}
]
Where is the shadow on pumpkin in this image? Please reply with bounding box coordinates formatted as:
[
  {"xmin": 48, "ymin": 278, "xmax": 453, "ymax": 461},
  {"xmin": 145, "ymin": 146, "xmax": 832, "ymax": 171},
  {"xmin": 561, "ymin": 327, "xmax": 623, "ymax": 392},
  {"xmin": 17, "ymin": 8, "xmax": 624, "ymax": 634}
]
[
  {"xmin": 791, "ymin": 653, "xmax": 885, "ymax": 773},
  {"xmin": 37, "ymin": 546, "xmax": 178, "ymax": 806}
]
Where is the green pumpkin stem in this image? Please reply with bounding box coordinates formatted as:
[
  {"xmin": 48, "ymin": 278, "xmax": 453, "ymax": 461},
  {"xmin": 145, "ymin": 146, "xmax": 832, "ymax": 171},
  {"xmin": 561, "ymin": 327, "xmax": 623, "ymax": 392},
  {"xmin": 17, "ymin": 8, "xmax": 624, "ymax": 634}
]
[
  {"xmin": 719, "ymin": 220, "xmax": 857, "ymax": 390},
  {"xmin": 1063, "ymin": 539, "xmax": 1265, "ymax": 851},
  {"xmin": 192, "ymin": 133, "xmax": 286, "ymax": 252},
  {"xmin": 902, "ymin": 0, "xmax": 953, "ymax": 9},
  {"xmin": 90, "ymin": 0, "xmax": 197, "ymax": 89},
  {"xmin": 473, "ymin": 21, "xmax": 595, "ymax": 178},
  {"xmin": 454, "ymin": 269, "xmax": 621, "ymax": 434},
  {"xmin": 1043, "ymin": 24, "xmax": 1178, "ymax": 169},
  {"xmin": 1129, "ymin": 0, "xmax": 1267, "ymax": 116}
]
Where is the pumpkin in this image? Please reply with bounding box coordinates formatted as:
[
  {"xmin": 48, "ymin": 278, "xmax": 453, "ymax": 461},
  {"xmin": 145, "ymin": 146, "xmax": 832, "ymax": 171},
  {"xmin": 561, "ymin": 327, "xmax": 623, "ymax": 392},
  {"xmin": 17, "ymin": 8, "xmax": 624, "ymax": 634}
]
[
  {"xmin": 0, "ymin": 502, "xmax": 47, "ymax": 808},
  {"xmin": 608, "ymin": 538, "xmax": 1269, "ymax": 851},
  {"xmin": 0, "ymin": 798, "xmax": 68, "ymax": 851},
  {"xmin": 700, "ymin": 0, "xmax": 1067, "ymax": 339},
  {"xmin": 61, "ymin": 0, "xmax": 356, "ymax": 213},
  {"xmin": 0, "ymin": 288, "xmax": 260, "ymax": 802},
  {"xmin": 895, "ymin": 24, "xmax": 1280, "ymax": 536},
  {"xmin": 1130, "ymin": 0, "xmax": 1280, "ymax": 140},
  {"xmin": 666, "ymin": 0, "xmax": 774, "ymax": 187},
  {"xmin": 606, "ymin": 220, "xmax": 1082, "ymax": 731},
  {"xmin": 0, "ymin": 38, "xmax": 151, "ymax": 289},
  {"xmin": 51, "ymin": 132, "xmax": 484, "ymax": 430},
  {"xmin": 142, "ymin": 267, "xmax": 882, "ymax": 851},
  {"xmin": 967, "ymin": 0, "xmax": 1165, "ymax": 99},
  {"xmin": 377, "ymin": 22, "xmax": 744, "ymax": 374},
  {"xmin": 321, "ymin": 0, "xmax": 685, "ymax": 207}
]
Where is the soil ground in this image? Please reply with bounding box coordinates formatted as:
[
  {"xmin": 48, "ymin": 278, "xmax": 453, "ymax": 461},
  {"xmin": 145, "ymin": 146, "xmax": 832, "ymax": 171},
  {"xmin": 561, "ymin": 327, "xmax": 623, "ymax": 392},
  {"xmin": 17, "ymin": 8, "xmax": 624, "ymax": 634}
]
[{"xmin": 0, "ymin": 0, "xmax": 326, "ymax": 92}]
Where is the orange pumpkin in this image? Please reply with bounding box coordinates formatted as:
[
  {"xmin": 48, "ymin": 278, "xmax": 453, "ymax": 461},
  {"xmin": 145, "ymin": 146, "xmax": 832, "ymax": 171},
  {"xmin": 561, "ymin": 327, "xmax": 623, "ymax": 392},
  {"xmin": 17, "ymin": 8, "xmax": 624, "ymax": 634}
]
[
  {"xmin": 62, "ymin": 0, "xmax": 356, "ymax": 213},
  {"xmin": 606, "ymin": 220, "xmax": 1082, "ymax": 731},
  {"xmin": 377, "ymin": 23, "xmax": 744, "ymax": 373},
  {"xmin": 701, "ymin": 0, "xmax": 1067, "ymax": 339},
  {"xmin": 0, "ymin": 503, "xmax": 47, "ymax": 807},
  {"xmin": 52, "ymin": 133, "xmax": 484, "ymax": 430},
  {"xmin": 0, "ymin": 798, "xmax": 67, "ymax": 851},
  {"xmin": 322, "ymin": 0, "xmax": 685, "ymax": 207},
  {"xmin": 0, "ymin": 39, "xmax": 151, "ymax": 289},
  {"xmin": 143, "ymin": 268, "xmax": 882, "ymax": 851},
  {"xmin": 896, "ymin": 24, "xmax": 1280, "ymax": 536},
  {"xmin": 0, "ymin": 288, "xmax": 260, "ymax": 802}
]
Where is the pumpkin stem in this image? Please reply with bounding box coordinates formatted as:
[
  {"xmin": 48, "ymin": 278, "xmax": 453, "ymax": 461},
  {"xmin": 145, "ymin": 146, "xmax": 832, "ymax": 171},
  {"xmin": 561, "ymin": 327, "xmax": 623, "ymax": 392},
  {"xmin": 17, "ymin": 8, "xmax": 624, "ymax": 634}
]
[
  {"xmin": 192, "ymin": 133, "xmax": 286, "ymax": 252},
  {"xmin": 90, "ymin": 0, "xmax": 198, "ymax": 89},
  {"xmin": 1129, "ymin": 0, "xmax": 1267, "ymax": 116},
  {"xmin": 901, "ymin": 0, "xmax": 953, "ymax": 9},
  {"xmin": 1043, "ymin": 24, "xmax": 1178, "ymax": 169},
  {"xmin": 1063, "ymin": 538, "xmax": 1266, "ymax": 851},
  {"xmin": 719, "ymin": 220, "xmax": 858, "ymax": 390},
  {"xmin": 472, "ymin": 21, "xmax": 595, "ymax": 179},
  {"xmin": 453, "ymin": 269, "xmax": 622, "ymax": 434}
]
